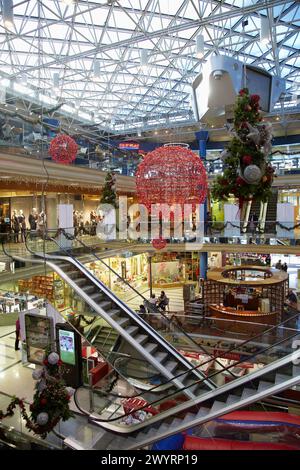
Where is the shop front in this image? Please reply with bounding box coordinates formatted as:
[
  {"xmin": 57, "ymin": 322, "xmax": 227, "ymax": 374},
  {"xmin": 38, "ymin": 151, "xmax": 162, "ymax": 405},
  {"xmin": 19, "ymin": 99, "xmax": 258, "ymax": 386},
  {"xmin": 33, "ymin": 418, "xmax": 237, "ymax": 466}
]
[{"xmin": 150, "ymin": 252, "xmax": 200, "ymax": 288}]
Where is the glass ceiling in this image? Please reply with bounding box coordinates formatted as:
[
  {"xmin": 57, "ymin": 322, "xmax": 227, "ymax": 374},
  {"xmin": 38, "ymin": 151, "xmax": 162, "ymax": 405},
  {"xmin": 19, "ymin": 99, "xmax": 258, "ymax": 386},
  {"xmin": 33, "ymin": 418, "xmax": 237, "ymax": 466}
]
[{"xmin": 0, "ymin": 0, "xmax": 299, "ymax": 133}]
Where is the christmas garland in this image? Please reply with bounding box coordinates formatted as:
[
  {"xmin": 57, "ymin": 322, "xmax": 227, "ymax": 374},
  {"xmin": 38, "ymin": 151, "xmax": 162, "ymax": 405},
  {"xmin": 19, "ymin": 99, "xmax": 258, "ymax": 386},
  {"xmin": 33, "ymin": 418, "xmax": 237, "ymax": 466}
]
[
  {"xmin": 0, "ymin": 350, "xmax": 74, "ymax": 439},
  {"xmin": 211, "ymin": 88, "xmax": 275, "ymax": 206}
]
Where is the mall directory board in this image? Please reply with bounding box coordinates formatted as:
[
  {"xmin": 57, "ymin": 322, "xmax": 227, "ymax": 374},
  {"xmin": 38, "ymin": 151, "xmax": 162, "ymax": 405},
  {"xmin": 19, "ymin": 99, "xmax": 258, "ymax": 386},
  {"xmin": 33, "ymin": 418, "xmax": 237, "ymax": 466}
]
[{"xmin": 25, "ymin": 313, "xmax": 54, "ymax": 365}]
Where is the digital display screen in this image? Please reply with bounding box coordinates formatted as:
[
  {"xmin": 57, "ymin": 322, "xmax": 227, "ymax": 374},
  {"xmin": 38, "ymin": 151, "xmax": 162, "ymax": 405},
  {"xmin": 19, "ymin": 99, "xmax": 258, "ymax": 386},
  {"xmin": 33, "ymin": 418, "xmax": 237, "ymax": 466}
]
[
  {"xmin": 119, "ymin": 142, "xmax": 140, "ymax": 150},
  {"xmin": 246, "ymin": 67, "xmax": 271, "ymax": 112},
  {"xmin": 59, "ymin": 330, "xmax": 75, "ymax": 366}
]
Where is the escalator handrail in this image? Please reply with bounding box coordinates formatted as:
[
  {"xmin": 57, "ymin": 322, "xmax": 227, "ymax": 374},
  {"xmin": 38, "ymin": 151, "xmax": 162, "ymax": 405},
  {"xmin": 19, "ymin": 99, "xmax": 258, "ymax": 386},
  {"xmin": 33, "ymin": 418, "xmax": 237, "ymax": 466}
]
[
  {"xmin": 4, "ymin": 238, "xmax": 300, "ymax": 408},
  {"xmin": 24, "ymin": 234, "xmax": 216, "ymax": 389},
  {"xmin": 76, "ymin": 329, "xmax": 300, "ymax": 425},
  {"xmin": 59, "ymin": 230, "xmax": 238, "ymax": 379},
  {"xmin": 3, "ymin": 236, "xmax": 300, "ymax": 400}
]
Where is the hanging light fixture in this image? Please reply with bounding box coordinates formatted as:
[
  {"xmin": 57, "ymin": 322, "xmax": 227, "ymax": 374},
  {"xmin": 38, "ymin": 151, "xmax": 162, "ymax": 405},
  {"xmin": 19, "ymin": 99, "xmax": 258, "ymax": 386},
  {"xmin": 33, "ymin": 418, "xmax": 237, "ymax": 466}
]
[
  {"xmin": 53, "ymin": 72, "xmax": 60, "ymax": 92},
  {"xmin": 260, "ymin": 16, "xmax": 271, "ymax": 44},
  {"xmin": 196, "ymin": 34, "xmax": 204, "ymax": 59},
  {"xmin": 2, "ymin": 0, "xmax": 14, "ymax": 30},
  {"xmin": 93, "ymin": 60, "xmax": 101, "ymax": 81},
  {"xmin": 140, "ymin": 49, "xmax": 148, "ymax": 69}
]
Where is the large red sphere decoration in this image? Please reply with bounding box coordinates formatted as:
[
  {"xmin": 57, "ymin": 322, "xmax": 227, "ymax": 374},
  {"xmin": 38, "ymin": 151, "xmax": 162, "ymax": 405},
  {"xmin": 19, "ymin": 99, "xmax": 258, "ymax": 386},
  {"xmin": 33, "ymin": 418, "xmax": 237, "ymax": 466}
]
[
  {"xmin": 135, "ymin": 146, "xmax": 207, "ymax": 209},
  {"xmin": 49, "ymin": 134, "xmax": 78, "ymax": 164}
]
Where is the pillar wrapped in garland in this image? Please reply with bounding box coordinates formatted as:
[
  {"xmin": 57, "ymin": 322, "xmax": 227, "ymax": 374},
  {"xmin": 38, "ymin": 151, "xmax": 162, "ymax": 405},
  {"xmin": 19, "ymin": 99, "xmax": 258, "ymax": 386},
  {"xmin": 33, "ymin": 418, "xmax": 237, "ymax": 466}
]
[{"xmin": 211, "ymin": 88, "xmax": 275, "ymax": 221}]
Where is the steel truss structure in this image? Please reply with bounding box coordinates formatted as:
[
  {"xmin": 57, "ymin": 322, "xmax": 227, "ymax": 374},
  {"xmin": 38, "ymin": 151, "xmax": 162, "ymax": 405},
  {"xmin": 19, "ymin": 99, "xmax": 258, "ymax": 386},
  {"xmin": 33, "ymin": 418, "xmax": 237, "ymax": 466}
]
[{"xmin": 0, "ymin": 0, "xmax": 299, "ymax": 136}]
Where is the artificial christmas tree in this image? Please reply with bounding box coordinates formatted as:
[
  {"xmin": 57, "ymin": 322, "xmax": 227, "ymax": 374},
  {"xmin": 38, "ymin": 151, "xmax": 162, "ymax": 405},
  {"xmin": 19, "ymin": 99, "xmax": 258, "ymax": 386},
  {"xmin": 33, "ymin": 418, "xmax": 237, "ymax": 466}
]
[
  {"xmin": 211, "ymin": 88, "xmax": 274, "ymax": 215},
  {"xmin": 100, "ymin": 171, "xmax": 118, "ymax": 208}
]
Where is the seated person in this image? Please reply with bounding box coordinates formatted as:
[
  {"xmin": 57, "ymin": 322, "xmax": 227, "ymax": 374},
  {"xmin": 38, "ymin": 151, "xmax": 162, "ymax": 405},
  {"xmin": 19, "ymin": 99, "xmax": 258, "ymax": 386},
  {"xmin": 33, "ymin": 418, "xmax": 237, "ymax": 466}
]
[{"xmin": 286, "ymin": 289, "xmax": 298, "ymax": 306}]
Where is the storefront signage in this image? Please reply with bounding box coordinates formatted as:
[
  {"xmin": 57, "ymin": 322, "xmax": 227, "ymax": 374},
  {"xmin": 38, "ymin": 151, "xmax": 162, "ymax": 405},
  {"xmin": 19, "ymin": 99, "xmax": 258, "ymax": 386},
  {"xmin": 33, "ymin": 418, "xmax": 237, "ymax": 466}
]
[{"xmin": 119, "ymin": 141, "xmax": 140, "ymax": 150}]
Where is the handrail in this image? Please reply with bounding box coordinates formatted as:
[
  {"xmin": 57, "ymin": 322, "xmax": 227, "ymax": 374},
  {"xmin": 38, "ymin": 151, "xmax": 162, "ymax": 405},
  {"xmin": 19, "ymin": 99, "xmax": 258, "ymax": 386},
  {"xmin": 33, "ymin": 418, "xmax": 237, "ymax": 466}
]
[
  {"xmin": 22, "ymin": 234, "xmax": 217, "ymax": 390},
  {"xmin": 4, "ymin": 234, "xmax": 300, "ymax": 400},
  {"xmin": 78, "ymin": 329, "xmax": 300, "ymax": 424},
  {"xmin": 60, "ymin": 230, "xmax": 237, "ymax": 379}
]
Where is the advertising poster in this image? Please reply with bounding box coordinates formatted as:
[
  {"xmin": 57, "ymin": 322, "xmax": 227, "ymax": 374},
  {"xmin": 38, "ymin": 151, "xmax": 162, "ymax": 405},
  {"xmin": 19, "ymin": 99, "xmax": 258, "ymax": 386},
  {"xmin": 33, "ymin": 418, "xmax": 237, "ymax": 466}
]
[
  {"xmin": 25, "ymin": 314, "xmax": 53, "ymax": 365},
  {"xmin": 59, "ymin": 329, "xmax": 76, "ymax": 365}
]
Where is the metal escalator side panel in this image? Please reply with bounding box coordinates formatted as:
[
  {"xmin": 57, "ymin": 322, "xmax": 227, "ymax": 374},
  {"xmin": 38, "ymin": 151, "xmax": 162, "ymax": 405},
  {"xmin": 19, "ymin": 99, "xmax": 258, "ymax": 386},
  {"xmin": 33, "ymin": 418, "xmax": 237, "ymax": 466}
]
[
  {"xmin": 91, "ymin": 349, "xmax": 300, "ymax": 439},
  {"xmin": 44, "ymin": 259, "xmax": 198, "ymax": 399},
  {"xmin": 41, "ymin": 253, "xmax": 214, "ymax": 391}
]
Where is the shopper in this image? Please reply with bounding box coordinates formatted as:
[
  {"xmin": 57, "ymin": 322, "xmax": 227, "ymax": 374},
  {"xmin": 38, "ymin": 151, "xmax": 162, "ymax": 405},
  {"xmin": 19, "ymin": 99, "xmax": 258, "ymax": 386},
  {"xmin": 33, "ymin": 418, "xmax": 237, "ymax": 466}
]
[
  {"xmin": 15, "ymin": 318, "xmax": 20, "ymax": 351},
  {"xmin": 275, "ymin": 259, "xmax": 282, "ymax": 270},
  {"xmin": 146, "ymin": 294, "xmax": 159, "ymax": 313},
  {"xmin": 282, "ymin": 262, "xmax": 288, "ymax": 272},
  {"xmin": 158, "ymin": 291, "xmax": 169, "ymax": 311}
]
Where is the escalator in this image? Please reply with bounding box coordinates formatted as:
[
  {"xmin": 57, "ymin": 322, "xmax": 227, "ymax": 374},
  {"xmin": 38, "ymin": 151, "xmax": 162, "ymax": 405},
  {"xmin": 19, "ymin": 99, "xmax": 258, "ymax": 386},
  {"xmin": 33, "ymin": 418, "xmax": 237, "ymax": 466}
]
[
  {"xmin": 2, "ymin": 237, "xmax": 216, "ymax": 400},
  {"xmin": 3, "ymin": 234, "xmax": 300, "ymax": 449}
]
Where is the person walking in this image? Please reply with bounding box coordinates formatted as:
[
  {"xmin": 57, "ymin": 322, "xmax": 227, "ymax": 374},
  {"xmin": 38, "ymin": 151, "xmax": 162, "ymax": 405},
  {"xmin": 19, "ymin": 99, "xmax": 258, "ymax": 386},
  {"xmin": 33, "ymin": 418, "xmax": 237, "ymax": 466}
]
[
  {"xmin": 158, "ymin": 291, "xmax": 169, "ymax": 311},
  {"xmin": 15, "ymin": 318, "xmax": 20, "ymax": 351}
]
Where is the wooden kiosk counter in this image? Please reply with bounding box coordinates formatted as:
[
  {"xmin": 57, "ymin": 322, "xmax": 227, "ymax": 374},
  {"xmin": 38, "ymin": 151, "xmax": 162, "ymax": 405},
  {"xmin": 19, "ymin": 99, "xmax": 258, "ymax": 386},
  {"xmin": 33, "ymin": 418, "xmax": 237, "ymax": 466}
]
[{"xmin": 205, "ymin": 266, "xmax": 288, "ymax": 324}]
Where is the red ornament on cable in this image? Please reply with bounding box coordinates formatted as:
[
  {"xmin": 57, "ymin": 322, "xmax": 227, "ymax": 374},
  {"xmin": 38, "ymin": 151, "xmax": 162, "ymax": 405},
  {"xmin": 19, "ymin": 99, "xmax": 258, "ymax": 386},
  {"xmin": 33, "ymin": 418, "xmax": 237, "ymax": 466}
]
[
  {"xmin": 135, "ymin": 146, "xmax": 207, "ymax": 210},
  {"xmin": 152, "ymin": 237, "xmax": 167, "ymax": 250},
  {"xmin": 49, "ymin": 134, "xmax": 78, "ymax": 164}
]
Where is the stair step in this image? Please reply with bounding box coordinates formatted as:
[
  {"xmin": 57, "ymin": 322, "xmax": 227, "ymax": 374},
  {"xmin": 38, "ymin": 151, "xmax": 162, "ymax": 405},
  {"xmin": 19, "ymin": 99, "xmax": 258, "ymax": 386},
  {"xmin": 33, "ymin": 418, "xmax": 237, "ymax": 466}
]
[
  {"xmin": 293, "ymin": 366, "xmax": 300, "ymax": 378},
  {"xmin": 155, "ymin": 352, "xmax": 169, "ymax": 363},
  {"xmin": 164, "ymin": 360, "xmax": 178, "ymax": 373},
  {"xmin": 275, "ymin": 373, "xmax": 291, "ymax": 384},
  {"xmin": 144, "ymin": 343, "xmax": 158, "ymax": 354},
  {"xmin": 107, "ymin": 309, "xmax": 122, "ymax": 317},
  {"xmin": 196, "ymin": 407, "xmax": 208, "ymax": 418},
  {"xmin": 257, "ymin": 381, "xmax": 273, "ymax": 392},
  {"xmin": 115, "ymin": 317, "xmax": 130, "ymax": 328},
  {"xmin": 241, "ymin": 387, "xmax": 255, "ymax": 400},
  {"xmin": 96, "ymin": 300, "xmax": 111, "ymax": 309},
  {"xmin": 226, "ymin": 395, "xmax": 241, "ymax": 406},
  {"xmin": 74, "ymin": 278, "xmax": 88, "ymax": 287},
  {"xmin": 133, "ymin": 334, "xmax": 148, "ymax": 346},
  {"xmin": 182, "ymin": 412, "xmax": 196, "ymax": 424},
  {"xmin": 125, "ymin": 326, "xmax": 140, "ymax": 337},
  {"xmin": 67, "ymin": 271, "xmax": 82, "ymax": 279},
  {"xmin": 81, "ymin": 285, "xmax": 95, "ymax": 294},
  {"xmin": 210, "ymin": 401, "xmax": 225, "ymax": 415}
]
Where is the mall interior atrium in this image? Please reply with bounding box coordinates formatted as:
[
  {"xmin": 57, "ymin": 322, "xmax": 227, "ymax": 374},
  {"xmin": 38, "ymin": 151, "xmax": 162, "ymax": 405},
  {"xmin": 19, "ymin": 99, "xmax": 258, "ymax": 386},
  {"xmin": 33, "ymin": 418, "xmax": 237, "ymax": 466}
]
[{"xmin": 0, "ymin": 0, "xmax": 300, "ymax": 452}]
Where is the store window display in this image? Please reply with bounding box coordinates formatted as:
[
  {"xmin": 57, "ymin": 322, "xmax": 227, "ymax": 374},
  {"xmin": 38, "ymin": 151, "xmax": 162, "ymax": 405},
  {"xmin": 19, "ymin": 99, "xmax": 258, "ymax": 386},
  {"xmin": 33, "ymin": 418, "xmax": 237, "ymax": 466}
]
[
  {"xmin": 11, "ymin": 210, "xmax": 20, "ymax": 243},
  {"xmin": 37, "ymin": 210, "xmax": 46, "ymax": 236},
  {"xmin": 18, "ymin": 210, "xmax": 26, "ymax": 242},
  {"xmin": 28, "ymin": 208, "xmax": 38, "ymax": 231}
]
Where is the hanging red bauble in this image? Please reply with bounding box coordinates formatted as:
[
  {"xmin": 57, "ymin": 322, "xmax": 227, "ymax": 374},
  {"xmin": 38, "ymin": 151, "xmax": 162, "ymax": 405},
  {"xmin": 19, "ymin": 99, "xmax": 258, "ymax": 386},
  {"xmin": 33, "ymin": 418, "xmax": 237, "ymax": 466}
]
[
  {"xmin": 49, "ymin": 134, "xmax": 78, "ymax": 164},
  {"xmin": 135, "ymin": 146, "xmax": 207, "ymax": 210},
  {"xmin": 152, "ymin": 237, "xmax": 167, "ymax": 250}
]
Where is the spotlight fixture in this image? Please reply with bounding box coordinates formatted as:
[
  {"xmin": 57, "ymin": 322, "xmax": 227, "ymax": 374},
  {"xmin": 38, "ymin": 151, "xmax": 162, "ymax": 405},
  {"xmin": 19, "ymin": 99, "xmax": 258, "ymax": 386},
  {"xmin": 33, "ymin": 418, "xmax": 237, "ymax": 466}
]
[
  {"xmin": 53, "ymin": 72, "xmax": 59, "ymax": 90},
  {"xmin": 196, "ymin": 34, "xmax": 204, "ymax": 59},
  {"xmin": 93, "ymin": 60, "xmax": 101, "ymax": 81},
  {"xmin": 260, "ymin": 16, "xmax": 271, "ymax": 44},
  {"xmin": 140, "ymin": 49, "xmax": 148, "ymax": 69},
  {"xmin": 2, "ymin": 0, "xmax": 14, "ymax": 30}
]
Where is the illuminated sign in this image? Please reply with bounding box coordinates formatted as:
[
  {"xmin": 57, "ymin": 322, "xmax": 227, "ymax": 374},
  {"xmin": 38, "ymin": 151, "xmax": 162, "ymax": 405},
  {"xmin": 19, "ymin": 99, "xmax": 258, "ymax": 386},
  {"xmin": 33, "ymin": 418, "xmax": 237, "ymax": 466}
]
[
  {"xmin": 59, "ymin": 329, "xmax": 76, "ymax": 365},
  {"xmin": 119, "ymin": 142, "xmax": 140, "ymax": 150}
]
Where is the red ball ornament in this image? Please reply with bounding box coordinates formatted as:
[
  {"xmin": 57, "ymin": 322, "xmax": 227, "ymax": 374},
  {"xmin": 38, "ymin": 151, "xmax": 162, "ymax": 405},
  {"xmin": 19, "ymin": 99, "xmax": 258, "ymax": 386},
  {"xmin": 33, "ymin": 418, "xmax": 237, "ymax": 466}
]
[
  {"xmin": 40, "ymin": 398, "xmax": 47, "ymax": 406},
  {"xmin": 239, "ymin": 88, "xmax": 248, "ymax": 96},
  {"xmin": 243, "ymin": 155, "xmax": 252, "ymax": 165},
  {"xmin": 244, "ymin": 105, "xmax": 252, "ymax": 112},
  {"xmin": 236, "ymin": 176, "xmax": 245, "ymax": 186},
  {"xmin": 49, "ymin": 134, "xmax": 78, "ymax": 164},
  {"xmin": 152, "ymin": 237, "xmax": 167, "ymax": 250},
  {"xmin": 135, "ymin": 146, "xmax": 207, "ymax": 210},
  {"xmin": 250, "ymin": 94, "xmax": 260, "ymax": 103}
]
